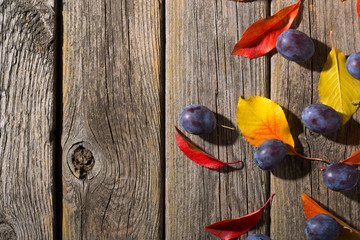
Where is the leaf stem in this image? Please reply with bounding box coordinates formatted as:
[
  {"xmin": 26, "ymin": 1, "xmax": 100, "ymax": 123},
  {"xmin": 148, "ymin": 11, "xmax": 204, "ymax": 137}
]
[
  {"xmin": 259, "ymin": 193, "xmax": 276, "ymax": 211},
  {"xmin": 320, "ymin": 161, "xmax": 332, "ymax": 171},
  {"xmin": 352, "ymin": 100, "xmax": 360, "ymax": 105},
  {"xmin": 217, "ymin": 123, "xmax": 235, "ymax": 130},
  {"xmin": 288, "ymin": 146, "xmax": 325, "ymax": 162},
  {"xmin": 294, "ymin": 152, "xmax": 326, "ymax": 162},
  {"xmin": 226, "ymin": 160, "xmax": 242, "ymax": 165},
  {"xmin": 329, "ymin": 30, "xmax": 335, "ymax": 49}
]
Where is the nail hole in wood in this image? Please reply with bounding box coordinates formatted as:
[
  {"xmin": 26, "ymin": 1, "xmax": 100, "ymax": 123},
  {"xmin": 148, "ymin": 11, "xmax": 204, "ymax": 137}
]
[{"xmin": 71, "ymin": 146, "xmax": 95, "ymax": 179}]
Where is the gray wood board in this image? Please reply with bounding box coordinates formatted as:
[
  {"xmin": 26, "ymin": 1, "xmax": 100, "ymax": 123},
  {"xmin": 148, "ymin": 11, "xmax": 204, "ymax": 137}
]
[
  {"xmin": 0, "ymin": 0, "xmax": 55, "ymax": 239},
  {"xmin": 270, "ymin": 0, "xmax": 360, "ymax": 239},
  {"xmin": 165, "ymin": 0, "xmax": 270, "ymax": 239},
  {"xmin": 62, "ymin": 0, "xmax": 163, "ymax": 239}
]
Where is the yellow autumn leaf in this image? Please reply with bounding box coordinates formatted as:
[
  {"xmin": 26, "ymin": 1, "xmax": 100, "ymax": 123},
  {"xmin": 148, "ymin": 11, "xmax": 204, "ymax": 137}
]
[
  {"xmin": 236, "ymin": 96, "xmax": 323, "ymax": 161},
  {"xmin": 236, "ymin": 96, "xmax": 295, "ymax": 152},
  {"xmin": 319, "ymin": 32, "xmax": 360, "ymax": 125}
]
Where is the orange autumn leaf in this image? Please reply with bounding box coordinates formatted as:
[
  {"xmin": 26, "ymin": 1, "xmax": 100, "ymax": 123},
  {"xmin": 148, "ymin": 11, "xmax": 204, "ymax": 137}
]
[
  {"xmin": 358, "ymin": 0, "xmax": 360, "ymax": 18},
  {"xmin": 232, "ymin": 0, "xmax": 300, "ymax": 58},
  {"xmin": 341, "ymin": 149, "xmax": 360, "ymax": 165},
  {"xmin": 236, "ymin": 96, "xmax": 294, "ymax": 152},
  {"xmin": 301, "ymin": 194, "xmax": 360, "ymax": 240}
]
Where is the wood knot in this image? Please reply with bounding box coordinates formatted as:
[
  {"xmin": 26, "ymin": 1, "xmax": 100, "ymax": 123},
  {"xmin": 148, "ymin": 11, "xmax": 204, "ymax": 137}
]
[
  {"xmin": 0, "ymin": 223, "xmax": 16, "ymax": 239},
  {"xmin": 71, "ymin": 146, "xmax": 95, "ymax": 179},
  {"xmin": 2, "ymin": 1, "xmax": 54, "ymax": 56}
]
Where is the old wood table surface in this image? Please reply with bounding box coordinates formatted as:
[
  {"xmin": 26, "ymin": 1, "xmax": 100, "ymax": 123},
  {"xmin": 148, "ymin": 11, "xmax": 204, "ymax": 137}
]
[{"xmin": 1, "ymin": 0, "xmax": 360, "ymax": 239}]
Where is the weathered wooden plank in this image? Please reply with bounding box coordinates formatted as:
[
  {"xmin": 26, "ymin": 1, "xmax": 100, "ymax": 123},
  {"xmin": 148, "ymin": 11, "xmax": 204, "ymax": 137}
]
[
  {"xmin": 305, "ymin": 0, "xmax": 360, "ymax": 235},
  {"xmin": 271, "ymin": 1, "xmax": 360, "ymax": 239},
  {"xmin": 62, "ymin": 0, "xmax": 163, "ymax": 239},
  {"xmin": 269, "ymin": 2, "xmax": 312, "ymax": 239},
  {"xmin": 165, "ymin": 1, "xmax": 270, "ymax": 239},
  {"xmin": 0, "ymin": 0, "xmax": 55, "ymax": 239}
]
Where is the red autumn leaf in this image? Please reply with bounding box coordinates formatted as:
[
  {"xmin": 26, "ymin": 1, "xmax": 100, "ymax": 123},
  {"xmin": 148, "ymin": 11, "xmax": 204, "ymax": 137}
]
[
  {"xmin": 232, "ymin": 0, "xmax": 300, "ymax": 58},
  {"xmin": 341, "ymin": 149, "xmax": 360, "ymax": 165},
  {"xmin": 301, "ymin": 194, "xmax": 360, "ymax": 240},
  {"xmin": 175, "ymin": 127, "xmax": 241, "ymax": 169},
  {"xmin": 204, "ymin": 193, "xmax": 275, "ymax": 240},
  {"xmin": 357, "ymin": 0, "xmax": 360, "ymax": 19}
]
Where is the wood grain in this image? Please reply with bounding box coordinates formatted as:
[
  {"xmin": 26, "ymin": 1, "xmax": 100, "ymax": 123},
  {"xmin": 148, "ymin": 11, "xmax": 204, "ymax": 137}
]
[
  {"xmin": 165, "ymin": 0, "xmax": 270, "ymax": 239},
  {"xmin": 0, "ymin": 0, "xmax": 54, "ymax": 239},
  {"xmin": 306, "ymin": 0, "xmax": 360, "ymax": 235},
  {"xmin": 62, "ymin": 0, "xmax": 163, "ymax": 239},
  {"xmin": 270, "ymin": 1, "xmax": 360, "ymax": 239},
  {"xmin": 2, "ymin": 0, "xmax": 359, "ymax": 238}
]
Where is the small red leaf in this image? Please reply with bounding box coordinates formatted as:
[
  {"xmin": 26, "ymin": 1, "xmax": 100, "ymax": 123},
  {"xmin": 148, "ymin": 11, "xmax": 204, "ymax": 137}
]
[
  {"xmin": 175, "ymin": 127, "xmax": 241, "ymax": 169},
  {"xmin": 232, "ymin": 0, "xmax": 300, "ymax": 58},
  {"xmin": 357, "ymin": 0, "xmax": 360, "ymax": 19},
  {"xmin": 341, "ymin": 149, "xmax": 360, "ymax": 165},
  {"xmin": 204, "ymin": 193, "xmax": 275, "ymax": 240}
]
